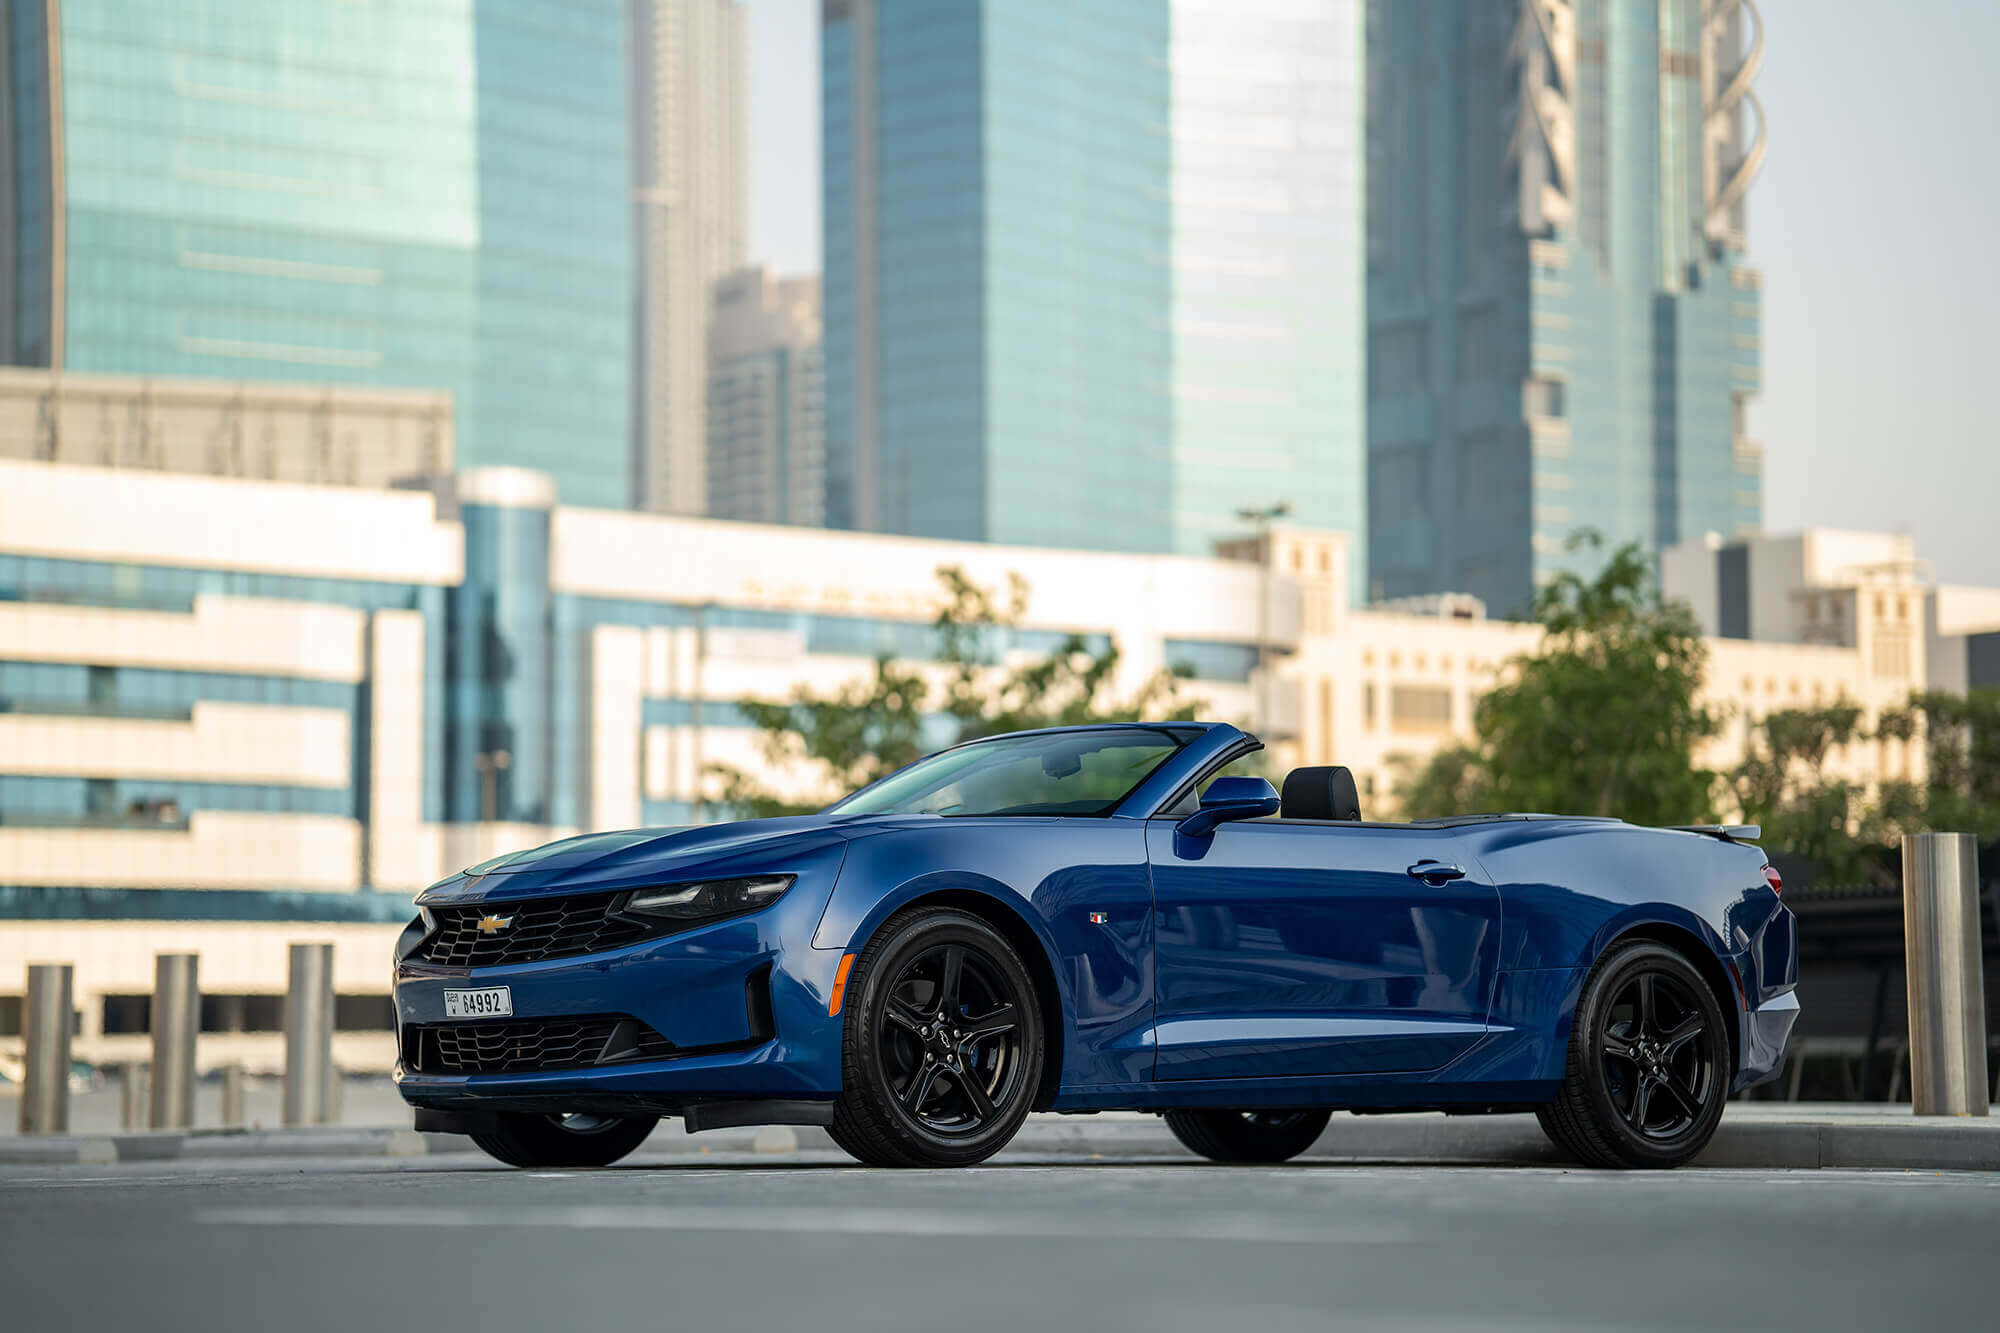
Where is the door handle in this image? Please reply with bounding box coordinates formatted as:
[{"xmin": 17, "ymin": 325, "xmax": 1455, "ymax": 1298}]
[{"xmin": 1407, "ymin": 860, "xmax": 1466, "ymax": 885}]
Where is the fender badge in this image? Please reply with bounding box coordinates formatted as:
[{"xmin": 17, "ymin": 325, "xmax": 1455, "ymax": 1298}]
[{"xmin": 1088, "ymin": 912, "xmax": 1110, "ymax": 925}]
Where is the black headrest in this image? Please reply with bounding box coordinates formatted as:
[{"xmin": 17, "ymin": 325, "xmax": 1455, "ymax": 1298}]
[{"xmin": 1281, "ymin": 766, "xmax": 1361, "ymax": 822}]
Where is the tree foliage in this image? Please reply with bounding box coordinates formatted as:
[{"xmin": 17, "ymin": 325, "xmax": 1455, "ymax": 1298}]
[
  {"xmin": 1728, "ymin": 687, "xmax": 2000, "ymax": 886},
  {"xmin": 1396, "ymin": 534, "xmax": 1723, "ymax": 825},
  {"xmin": 1900, "ymin": 688, "xmax": 2000, "ymax": 843},
  {"xmin": 711, "ymin": 566, "xmax": 1202, "ymax": 818},
  {"xmin": 1730, "ymin": 701, "xmax": 1886, "ymax": 885}
]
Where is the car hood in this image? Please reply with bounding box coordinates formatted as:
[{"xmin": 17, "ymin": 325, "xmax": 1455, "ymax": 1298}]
[{"xmin": 414, "ymin": 812, "xmax": 933, "ymax": 904}]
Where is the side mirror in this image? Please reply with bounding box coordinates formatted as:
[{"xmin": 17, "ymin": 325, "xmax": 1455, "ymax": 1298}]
[{"xmin": 1177, "ymin": 776, "xmax": 1281, "ymax": 838}]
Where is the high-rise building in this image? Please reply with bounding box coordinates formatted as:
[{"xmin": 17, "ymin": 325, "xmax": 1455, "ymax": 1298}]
[
  {"xmin": 629, "ymin": 0, "xmax": 748, "ymax": 515},
  {"xmin": 1366, "ymin": 0, "xmax": 1765, "ymax": 616},
  {"xmin": 821, "ymin": 2, "xmax": 1368, "ymax": 565},
  {"xmin": 1169, "ymin": 0, "xmax": 1367, "ymax": 580},
  {"xmin": 707, "ymin": 267, "xmax": 824, "ymax": 527},
  {"xmin": 822, "ymin": 0, "xmax": 1173, "ymax": 551},
  {"xmin": 0, "ymin": 0, "xmax": 633, "ymax": 507}
]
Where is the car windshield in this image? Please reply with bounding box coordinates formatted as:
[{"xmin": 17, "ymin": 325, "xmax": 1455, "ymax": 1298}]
[{"xmin": 828, "ymin": 727, "xmax": 1196, "ymax": 818}]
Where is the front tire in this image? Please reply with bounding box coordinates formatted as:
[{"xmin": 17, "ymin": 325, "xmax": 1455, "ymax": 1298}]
[
  {"xmin": 1165, "ymin": 1109, "xmax": 1332, "ymax": 1163},
  {"xmin": 1538, "ymin": 941, "xmax": 1730, "ymax": 1169},
  {"xmin": 829, "ymin": 907, "xmax": 1043, "ymax": 1167},
  {"xmin": 469, "ymin": 1111, "xmax": 659, "ymax": 1167}
]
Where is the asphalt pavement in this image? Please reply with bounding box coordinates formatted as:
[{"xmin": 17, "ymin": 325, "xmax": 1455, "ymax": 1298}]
[{"xmin": 3, "ymin": 1138, "xmax": 1992, "ymax": 1333}]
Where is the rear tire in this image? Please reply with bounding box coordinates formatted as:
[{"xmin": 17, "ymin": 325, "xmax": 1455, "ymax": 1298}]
[
  {"xmin": 1164, "ymin": 1109, "xmax": 1331, "ymax": 1164},
  {"xmin": 1538, "ymin": 941, "xmax": 1730, "ymax": 1169},
  {"xmin": 829, "ymin": 907, "xmax": 1043, "ymax": 1168},
  {"xmin": 469, "ymin": 1112, "xmax": 658, "ymax": 1168}
]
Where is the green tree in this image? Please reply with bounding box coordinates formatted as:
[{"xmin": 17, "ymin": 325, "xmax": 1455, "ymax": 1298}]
[
  {"xmin": 1731, "ymin": 701, "xmax": 1885, "ymax": 885},
  {"xmin": 1726, "ymin": 688, "xmax": 2000, "ymax": 886},
  {"xmin": 1396, "ymin": 533, "xmax": 1723, "ymax": 825},
  {"xmin": 1883, "ymin": 688, "xmax": 2000, "ymax": 843},
  {"xmin": 710, "ymin": 565, "xmax": 1202, "ymax": 818}
]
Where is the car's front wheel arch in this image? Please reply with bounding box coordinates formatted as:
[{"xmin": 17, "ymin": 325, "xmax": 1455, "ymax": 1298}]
[{"xmin": 848, "ymin": 886, "xmax": 1067, "ymax": 1110}]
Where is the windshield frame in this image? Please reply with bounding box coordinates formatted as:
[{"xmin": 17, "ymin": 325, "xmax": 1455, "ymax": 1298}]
[{"xmin": 822, "ymin": 725, "xmax": 1205, "ymax": 820}]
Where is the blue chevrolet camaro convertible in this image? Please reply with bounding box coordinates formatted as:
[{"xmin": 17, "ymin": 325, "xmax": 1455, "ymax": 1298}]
[{"xmin": 394, "ymin": 722, "xmax": 1798, "ymax": 1170}]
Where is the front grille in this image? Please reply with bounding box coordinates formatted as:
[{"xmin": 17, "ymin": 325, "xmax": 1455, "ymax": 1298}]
[
  {"xmin": 417, "ymin": 891, "xmax": 652, "ymax": 967},
  {"xmin": 403, "ymin": 1014, "xmax": 676, "ymax": 1075}
]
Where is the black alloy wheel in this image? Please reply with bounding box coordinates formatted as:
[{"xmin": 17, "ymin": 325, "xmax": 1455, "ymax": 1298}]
[
  {"xmin": 1164, "ymin": 1108, "xmax": 1332, "ymax": 1163},
  {"xmin": 830, "ymin": 907, "xmax": 1043, "ymax": 1167},
  {"xmin": 1537, "ymin": 941, "xmax": 1730, "ymax": 1169},
  {"xmin": 468, "ymin": 1110, "xmax": 659, "ymax": 1168}
]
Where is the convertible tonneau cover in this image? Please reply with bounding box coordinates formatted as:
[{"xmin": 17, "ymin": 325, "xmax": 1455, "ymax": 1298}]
[{"xmin": 1667, "ymin": 823, "xmax": 1762, "ymax": 842}]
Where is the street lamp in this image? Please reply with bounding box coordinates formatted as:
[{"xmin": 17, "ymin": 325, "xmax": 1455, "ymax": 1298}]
[
  {"xmin": 1234, "ymin": 502, "xmax": 1291, "ymax": 680},
  {"xmin": 473, "ymin": 748, "xmax": 511, "ymax": 823}
]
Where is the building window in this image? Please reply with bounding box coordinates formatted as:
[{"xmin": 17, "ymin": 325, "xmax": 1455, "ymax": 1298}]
[
  {"xmin": 1389, "ymin": 684, "xmax": 1453, "ymax": 733},
  {"xmin": 336, "ymin": 994, "xmax": 396, "ymax": 1031},
  {"xmin": 200, "ymin": 995, "xmax": 285, "ymax": 1033},
  {"xmin": 102, "ymin": 995, "xmax": 151, "ymax": 1035},
  {"xmin": 1525, "ymin": 376, "xmax": 1566, "ymax": 419}
]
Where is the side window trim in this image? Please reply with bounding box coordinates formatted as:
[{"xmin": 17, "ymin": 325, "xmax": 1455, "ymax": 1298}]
[{"xmin": 1150, "ymin": 742, "xmax": 1264, "ymax": 819}]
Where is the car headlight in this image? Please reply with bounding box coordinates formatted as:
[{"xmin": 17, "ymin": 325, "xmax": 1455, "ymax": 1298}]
[{"xmin": 623, "ymin": 875, "xmax": 795, "ymax": 923}]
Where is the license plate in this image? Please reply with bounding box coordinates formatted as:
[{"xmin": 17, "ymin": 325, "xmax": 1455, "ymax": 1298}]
[{"xmin": 443, "ymin": 987, "xmax": 512, "ymax": 1019}]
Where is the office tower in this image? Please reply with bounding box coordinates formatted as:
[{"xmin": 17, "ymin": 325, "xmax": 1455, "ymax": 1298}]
[
  {"xmin": 630, "ymin": 0, "xmax": 748, "ymax": 515},
  {"xmin": 1169, "ymin": 0, "xmax": 1367, "ymax": 581},
  {"xmin": 707, "ymin": 267, "xmax": 825, "ymax": 527},
  {"xmin": 822, "ymin": 0, "xmax": 1173, "ymax": 551},
  {"xmin": 0, "ymin": 0, "xmax": 633, "ymax": 506},
  {"xmin": 1367, "ymin": 0, "xmax": 1765, "ymax": 615}
]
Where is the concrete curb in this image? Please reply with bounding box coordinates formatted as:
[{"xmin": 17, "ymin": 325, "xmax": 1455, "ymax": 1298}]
[
  {"xmin": 0, "ymin": 1126, "xmax": 456, "ymax": 1166},
  {"xmin": 5, "ymin": 1110, "xmax": 1995, "ymax": 1170}
]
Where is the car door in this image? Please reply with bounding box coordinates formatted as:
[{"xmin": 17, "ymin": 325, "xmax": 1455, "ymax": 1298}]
[{"xmin": 1147, "ymin": 818, "xmax": 1501, "ymax": 1080}]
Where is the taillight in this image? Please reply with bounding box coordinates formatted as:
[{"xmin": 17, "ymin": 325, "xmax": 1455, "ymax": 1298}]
[{"xmin": 1762, "ymin": 864, "xmax": 1783, "ymax": 897}]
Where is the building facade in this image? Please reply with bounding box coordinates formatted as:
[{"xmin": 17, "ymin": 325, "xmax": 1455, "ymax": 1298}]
[
  {"xmin": 1664, "ymin": 527, "xmax": 2000, "ymax": 697},
  {"xmin": 630, "ymin": 0, "xmax": 748, "ymax": 516},
  {"xmin": 0, "ymin": 0, "xmax": 632, "ymax": 507},
  {"xmin": 821, "ymin": 0, "xmax": 1372, "ymax": 568},
  {"xmin": 1168, "ymin": 0, "xmax": 1367, "ymax": 584},
  {"xmin": 0, "ymin": 366, "xmax": 452, "ymax": 488},
  {"xmin": 1366, "ymin": 0, "xmax": 1766, "ymax": 616},
  {"xmin": 822, "ymin": 0, "xmax": 1174, "ymax": 551},
  {"xmin": 707, "ymin": 267, "xmax": 825, "ymax": 527}
]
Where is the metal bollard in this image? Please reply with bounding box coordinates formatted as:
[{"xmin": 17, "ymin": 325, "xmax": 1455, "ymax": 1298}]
[
  {"xmin": 19, "ymin": 963, "xmax": 74, "ymax": 1135},
  {"xmin": 219, "ymin": 1063, "xmax": 246, "ymax": 1127},
  {"xmin": 121, "ymin": 1061, "xmax": 150, "ymax": 1130},
  {"xmin": 284, "ymin": 943, "xmax": 335, "ymax": 1126},
  {"xmin": 1901, "ymin": 833, "xmax": 1991, "ymax": 1116},
  {"xmin": 150, "ymin": 953, "xmax": 200, "ymax": 1129}
]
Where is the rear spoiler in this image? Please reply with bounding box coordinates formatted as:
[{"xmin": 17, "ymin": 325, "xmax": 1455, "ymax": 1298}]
[{"xmin": 1667, "ymin": 824, "xmax": 1761, "ymax": 843}]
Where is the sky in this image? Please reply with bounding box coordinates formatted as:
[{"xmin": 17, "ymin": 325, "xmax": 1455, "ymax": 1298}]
[{"xmin": 741, "ymin": 0, "xmax": 2000, "ymax": 586}]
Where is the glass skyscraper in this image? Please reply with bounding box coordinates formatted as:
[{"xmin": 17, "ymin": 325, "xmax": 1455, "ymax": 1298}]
[
  {"xmin": 822, "ymin": 1, "xmax": 1368, "ymax": 564},
  {"xmin": 822, "ymin": 0, "xmax": 1174, "ymax": 552},
  {"xmin": 1, "ymin": 0, "xmax": 632, "ymax": 508},
  {"xmin": 1169, "ymin": 0, "xmax": 1366, "ymax": 579},
  {"xmin": 1367, "ymin": 0, "xmax": 1764, "ymax": 616}
]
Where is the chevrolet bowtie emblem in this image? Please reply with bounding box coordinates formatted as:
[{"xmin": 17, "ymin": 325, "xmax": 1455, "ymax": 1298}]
[{"xmin": 475, "ymin": 915, "xmax": 513, "ymax": 935}]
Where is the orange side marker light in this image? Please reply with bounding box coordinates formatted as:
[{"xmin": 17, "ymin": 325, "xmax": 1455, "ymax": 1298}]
[{"xmin": 828, "ymin": 953, "xmax": 857, "ymax": 1016}]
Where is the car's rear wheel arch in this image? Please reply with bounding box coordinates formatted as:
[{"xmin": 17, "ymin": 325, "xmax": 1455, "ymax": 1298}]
[
  {"xmin": 866, "ymin": 887, "xmax": 1066, "ymax": 1110},
  {"xmin": 1598, "ymin": 921, "xmax": 1738, "ymax": 1075}
]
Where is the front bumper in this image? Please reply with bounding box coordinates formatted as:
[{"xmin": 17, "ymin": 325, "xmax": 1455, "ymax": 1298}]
[{"xmin": 393, "ymin": 903, "xmax": 848, "ymax": 1115}]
